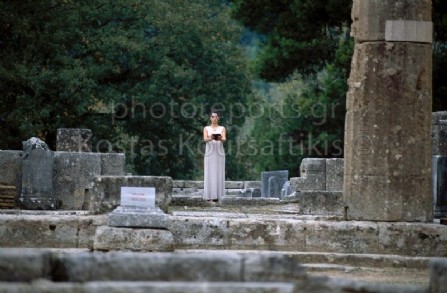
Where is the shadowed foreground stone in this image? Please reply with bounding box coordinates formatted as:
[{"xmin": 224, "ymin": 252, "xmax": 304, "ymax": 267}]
[
  {"xmin": 93, "ymin": 226, "xmax": 174, "ymax": 252},
  {"xmin": 429, "ymin": 258, "xmax": 447, "ymax": 293},
  {"xmin": 0, "ymin": 248, "xmax": 429, "ymax": 293}
]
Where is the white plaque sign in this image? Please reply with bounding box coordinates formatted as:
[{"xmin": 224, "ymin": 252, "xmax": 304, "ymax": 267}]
[{"xmin": 120, "ymin": 187, "xmax": 155, "ymax": 208}]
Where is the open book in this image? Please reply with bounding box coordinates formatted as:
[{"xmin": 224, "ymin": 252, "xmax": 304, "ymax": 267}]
[{"xmin": 211, "ymin": 134, "xmax": 221, "ymax": 140}]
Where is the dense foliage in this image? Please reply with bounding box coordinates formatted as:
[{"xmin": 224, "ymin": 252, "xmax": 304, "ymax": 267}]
[{"xmin": 0, "ymin": 0, "xmax": 251, "ymax": 179}]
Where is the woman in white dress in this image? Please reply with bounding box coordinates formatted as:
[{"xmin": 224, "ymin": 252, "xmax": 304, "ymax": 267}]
[{"xmin": 203, "ymin": 112, "xmax": 226, "ymax": 204}]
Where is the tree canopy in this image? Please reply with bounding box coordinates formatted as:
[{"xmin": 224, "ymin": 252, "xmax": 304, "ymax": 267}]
[
  {"xmin": 231, "ymin": 0, "xmax": 352, "ymax": 80},
  {"xmin": 0, "ymin": 0, "xmax": 252, "ymax": 179}
]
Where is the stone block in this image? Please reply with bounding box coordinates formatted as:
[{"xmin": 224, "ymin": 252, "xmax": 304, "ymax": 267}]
[
  {"xmin": 89, "ymin": 176, "xmax": 172, "ymax": 214},
  {"xmin": 56, "ymin": 128, "xmax": 92, "ymax": 152},
  {"xmin": 228, "ymin": 218, "xmax": 306, "ymax": 251},
  {"xmin": 108, "ymin": 206, "xmax": 169, "ymax": 228},
  {"xmin": 99, "ymin": 153, "xmax": 125, "ymax": 175},
  {"xmin": 19, "ymin": 149, "xmax": 56, "ymax": 210},
  {"xmin": 0, "ymin": 213, "xmax": 105, "ymax": 249},
  {"xmin": 351, "ymin": 0, "xmax": 432, "ymax": 42},
  {"xmin": 300, "ymin": 158, "xmax": 326, "ymax": 175},
  {"xmin": 0, "ymin": 248, "xmax": 52, "ymax": 281},
  {"xmin": 345, "ymin": 174, "xmax": 432, "ymax": 221},
  {"xmin": 225, "ymin": 181, "xmax": 244, "ymax": 189},
  {"xmin": 54, "ymin": 252, "xmax": 243, "ymax": 282},
  {"xmin": 261, "ymin": 170, "xmax": 288, "ymax": 198},
  {"xmin": 432, "ymin": 112, "xmax": 447, "ymax": 156},
  {"xmin": 385, "ymin": 20, "xmax": 433, "ymax": 43},
  {"xmin": 184, "ymin": 180, "xmax": 203, "ymax": 189},
  {"xmin": 244, "ymin": 181, "xmax": 261, "ymax": 189},
  {"xmin": 433, "ymin": 112, "xmax": 447, "ymax": 124},
  {"xmin": 170, "ymin": 195, "xmax": 210, "ymax": 207},
  {"xmin": 326, "ymin": 159, "xmax": 344, "ymax": 192},
  {"xmin": 168, "ymin": 216, "xmax": 229, "ymax": 248},
  {"xmin": 304, "ymin": 221, "xmax": 380, "ymax": 254},
  {"xmin": 0, "ymin": 150, "xmax": 22, "ymax": 186},
  {"xmin": 220, "ymin": 197, "xmax": 281, "ymax": 206},
  {"xmin": 93, "ymin": 226, "xmax": 174, "ymax": 252},
  {"xmin": 173, "ymin": 180, "xmax": 185, "ymax": 188},
  {"xmin": 291, "ymin": 158, "xmax": 326, "ymax": 191},
  {"xmin": 378, "ymin": 222, "xmax": 447, "ymax": 257},
  {"xmin": 53, "ymin": 152, "xmax": 101, "ymax": 210},
  {"xmin": 429, "ymin": 258, "xmax": 447, "ymax": 293},
  {"xmin": 294, "ymin": 191, "xmax": 344, "ymax": 216},
  {"xmin": 225, "ymin": 189, "xmax": 244, "ymax": 197},
  {"xmin": 0, "ymin": 282, "xmax": 297, "ymax": 293},
  {"xmin": 432, "ymin": 156, "xmax": 447, "ymax": 218}
]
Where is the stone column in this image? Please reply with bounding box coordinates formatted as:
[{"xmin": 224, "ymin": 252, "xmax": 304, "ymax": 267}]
[{"xmin": 343, "ymin": 0, "xmax": 433, "ymax": 221}]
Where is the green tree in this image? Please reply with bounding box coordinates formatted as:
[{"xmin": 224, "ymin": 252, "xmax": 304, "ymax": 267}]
[
  {"xmin": 231, "ymin": 0, "xmax": 352, "ymax": 80},
  {"xmin": 0, "ymin": 0, "xmax": 252, "ymax": 179},
  {"xmin": 245, "ymin": 40, "xmax": 350, "ymax": 177},
  {"xmin": 231, "ymin": 0, "xmax": 352, "ymax": 177}
]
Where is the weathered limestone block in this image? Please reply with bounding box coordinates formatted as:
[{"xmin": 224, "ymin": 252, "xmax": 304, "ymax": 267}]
[
  {"xmin": 89, "ymin": 176, "xmax": 172, "ymax": 214},
  {"xmin": 19, "ymin": 148, "xmax": 56, "ymax": 210},
  {"xmin": 432, "ymin": 112, "xmax": 447, "ymax": 156},
  {"xmin": 290, "ymin": 158, "xmax": 326, "ymax": 191},
  {"xmin": 225, "ymin": 181, "xmax": 244, "ymax": 189},
  {"xmin": 385, "ymin": 20, "xmax": 433, "ymax": 43},
  {"xmin": 56, "ymin": 128, "xmax": 92, "ymax": 152},
  {"xmin": 220, "ymin": 197, "xmax": 281, "ymax": 206},
  {"xmin": 53, "ymin": 152, "xmax": 125, "ymax": 210},
  {"xmin": 227, "ymin": 219, "xmax": 306, "ymax": 251},
  {"xmin": 351, "ymin": 0, "xmax": 432, "ymax": 42},
  {"xmin": 378, "ymin": 222, "xmax": 447, "ymax": 257},
  {"xmin": 93, "ymin": 226, "xmax": 174, "ymax": 252},
  {"xmin": 0, "ymin": 213, "xmax": 105, "ymax": 248},
  {"xmin": 0, "ymin": 150, "xmax": 22, "ymax": 186},
  {"xmin": 108, "ymin": 206, "xmax": 169, "ymax": 228},
  {"xmin": 184, "ymin": 181, "xmax": 203, "ymax": 189},
  {"xmin": 303, "ymin": 221, "xmax": 380, "ymax": 254},
  {"xmin": 244, "ymin": 181, "xmax": 261, "ymax": 189},
  {"xmin": 429, "ymin": 258, "xmax": 447, "ymax": 293},
  {"xmin": 53, "ymin": 152, "xmax": 101, "ymax": 210},
  {"xmin": 173, "ymin": 180, "xmax": 185, "ymax": 188},
  {"xmin": 344, "ymin": 41, "xmax": 433, "ymax": 221},
  {"xmin": 100, "ymin": 153, "xmax": 125, "ymax": 176},
  {"xmin": 433, "ymin": 156, "xmax": 447, "ymax": 218},
  {"xmin": 326, "ymin": 158, "xmax": 344, "ymax": 192},
  {"xmin": 293, "ymin": 191, "xmax": 344, "ymax": 216},
  {"xmin": 168, "ymin": 216, "xmax": 229, "ymax": 248}
]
